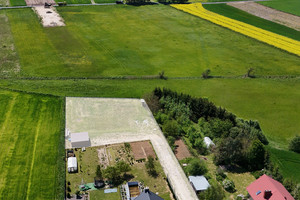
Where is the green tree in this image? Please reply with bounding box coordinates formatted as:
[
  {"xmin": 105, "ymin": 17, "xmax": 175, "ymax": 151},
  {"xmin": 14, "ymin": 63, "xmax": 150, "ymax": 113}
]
[
  {"xmin": 162, "ymin": 120, "xmax": 181, "ymax": 138},
  {"xmin": 186, "ymin": 158, "xmax": 207, "ymax": 176},
  {"xmin": 146, "ymin": 156, "xmax": 157, "ymax": 177},
  {"xmin": 202, "ymin": 69, "xmax": 211, "ymax": 79},
  {"xmin": 199, "ymin": 182, "xmax": 225, "ymax": 200},
  {"xmin": 247, "ymin": 139, "xmax": 265, "ymax": 170},
  {"xmin": 104, "ymin": 166, "xmax": 120, "ymax": 184},
  {"xmin": 289, "ymin": 135, "xmax": 300, "ymax": 153},
  {"xmin": 116, "ymin": 161, "xmax": 131, "ymax": 175},
  {"xmin": 143, "ymin": 92, "xmax": 160, "ymax": 113}
]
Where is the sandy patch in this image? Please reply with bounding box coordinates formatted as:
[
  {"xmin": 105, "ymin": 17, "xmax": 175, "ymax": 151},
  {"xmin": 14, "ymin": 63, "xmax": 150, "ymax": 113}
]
[
  {"xmin": 227, "ymin": 2, "xmax": 300, "ymax": 31},
  {"xmin": 33, "ymin": 6, "xmax": 65, "ymax": 27},
  {"xmin": 66, "ymin": 97, "xmax": 198, "ymax": 200}
]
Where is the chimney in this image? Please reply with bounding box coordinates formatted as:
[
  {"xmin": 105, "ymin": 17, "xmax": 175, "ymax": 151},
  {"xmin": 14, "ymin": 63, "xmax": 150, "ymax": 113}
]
[
  {"xmin": 264, "ymin": 190, "xmax": 272, "ymax": 199},
  {"xmin": 144, "ymin": 187, "xmax": 149, "ymax": 193}
]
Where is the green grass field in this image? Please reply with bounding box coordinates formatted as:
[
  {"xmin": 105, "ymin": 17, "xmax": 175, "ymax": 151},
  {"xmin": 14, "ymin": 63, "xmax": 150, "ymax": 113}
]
[
  {"xmin": 9, "ymin": 0, "xmax": 26, "ymax": 6},
  {"xmin": 0, "ymin": 90, "xmax": 64, "ymax": 199},
  {"xmin": 0, "ymin": 14, "xmax": 20, "ymax": 76},
  {"xmin": 260, "ymin": 0, "xmax": 300, "ymax": 16},
  {"xmin": 203, "ymin": 4, "xmax": 300, "ymax": 41},
  {"xmin": 267, "ymin": 146, "xmax": 300, "ymax": 183},
  {"xmin": 90, "ymin": 189, "xmax": 121, "ymax": 200},
  {"xmin": 3, "ymin": 5, "xmax": 300, "ymax": 78}
]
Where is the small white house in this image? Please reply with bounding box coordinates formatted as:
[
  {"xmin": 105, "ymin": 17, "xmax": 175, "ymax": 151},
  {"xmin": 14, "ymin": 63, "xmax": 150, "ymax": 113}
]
[
  {"xmin": 204, "ymin": 137, "xmax": 215, "ymax": 148},
  {"xmin": 189, "ymin": 176, "xmax": 210, "ymax": 192},
  {"xmin": 68, "ymin": 157, "xmax": 78, "ymax": 173},
  {"xmin": 71, "ymin": 132, "xmax": 91, "ymax": 148}
]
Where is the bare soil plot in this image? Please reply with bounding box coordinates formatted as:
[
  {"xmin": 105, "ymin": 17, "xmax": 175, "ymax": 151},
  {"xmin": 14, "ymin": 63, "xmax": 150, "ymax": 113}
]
[
  {"xmin": 33, "ymin": 6, "xmax": 65, "ymax": 27},
  {"xmin": 174, "ymin": 139, "xmax": 191, "ymax": 160},
  {"xmin": 130, "ymin": 141, "xmax": 156, "ymax": 160},
  {"xmin": 66, "ymin": 97, "xmax": 198, "ymax": 200},
  {"xmin": 227, "ymin": 2, "xmax": 300, "ymax": 31}
]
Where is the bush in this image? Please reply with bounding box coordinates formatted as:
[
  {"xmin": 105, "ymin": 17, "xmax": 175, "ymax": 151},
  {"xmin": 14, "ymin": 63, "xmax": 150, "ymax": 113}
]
[
  {"xmin": 186, "ymin": 158, "xmax": 208, "ymax": 176},
  {"xmin": 67, "ymin": 193, "xmax": 71, "ymax": 199},
  {"xmin": 222, "ymin": 179, "xmax": 236, "ymax": 193},
  {"xmin": 216, "ymin": 167, "xmax": 226, "ymax": 182},
  {"xmin": 289, "ymin": 135, "xmax": 300, "ymax": 153},
  {"xmin": 162, "ymin": 120, "xmax": 181, "ymax": 138}
]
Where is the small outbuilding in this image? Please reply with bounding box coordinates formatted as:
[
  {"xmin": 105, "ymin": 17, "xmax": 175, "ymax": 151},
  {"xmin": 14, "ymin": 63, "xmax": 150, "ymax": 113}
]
[
  {"xmin": 204, "ymin": 137, "xmax": 215, "ymax": 148},
  {"xmin": 189, "ymin": 176, "xmax": 210, "ymax": 192},
  {"xmin": 71, "ymin": 132, "xmax": 91, "ymax": 148},
  {"xmin": 67, "ymin": 157, "xmax": 78, "ymax": 173}
]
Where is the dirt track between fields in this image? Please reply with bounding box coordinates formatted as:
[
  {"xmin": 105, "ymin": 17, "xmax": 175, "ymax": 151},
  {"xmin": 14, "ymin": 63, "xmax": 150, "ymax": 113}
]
[{"xmin": 227, "ymin": 2, "xmax": 300, "ymax": 31}]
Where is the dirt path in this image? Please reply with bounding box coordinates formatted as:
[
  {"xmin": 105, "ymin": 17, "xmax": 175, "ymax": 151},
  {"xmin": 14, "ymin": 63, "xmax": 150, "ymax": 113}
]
[
  {"xmin": 227, "ymin": 2, "xmax": 300, "ymax": 31},
  {"xmin": 33, "ymin": 6, "xmax": 65, "ymax": 27}
]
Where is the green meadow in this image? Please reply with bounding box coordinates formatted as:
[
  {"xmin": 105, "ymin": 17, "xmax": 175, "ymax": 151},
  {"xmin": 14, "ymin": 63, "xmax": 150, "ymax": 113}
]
[
  {"xmin": 0, "ymin": 4, "xmax": 299, "ymax": 199},
  {"xmin": 3, "ymin": 5, "xmax": 300, "ymax": 78},
  {"xmin": 0, "ymin": 90, "xmax": 64, "ymax": 199},
  {"xmin": 260, "ymin": 0, "xmax": 300, "ymax": 17}
]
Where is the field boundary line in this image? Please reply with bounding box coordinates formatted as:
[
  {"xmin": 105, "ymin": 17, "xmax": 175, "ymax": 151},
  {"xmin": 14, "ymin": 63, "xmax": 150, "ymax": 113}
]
[{"xmin": 25, "ymin": 103, "xmax": 45, "ymax": 200}]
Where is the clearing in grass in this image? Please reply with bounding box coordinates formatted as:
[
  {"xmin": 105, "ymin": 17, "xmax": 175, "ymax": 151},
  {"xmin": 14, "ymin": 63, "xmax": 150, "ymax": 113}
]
[
  {"xmin": 4, "ymin": 5, "xmax": 300, "ymax": 77},
  {"xmin": 0, "ymin": 90, "xmax": 64, "ymax": 199}
]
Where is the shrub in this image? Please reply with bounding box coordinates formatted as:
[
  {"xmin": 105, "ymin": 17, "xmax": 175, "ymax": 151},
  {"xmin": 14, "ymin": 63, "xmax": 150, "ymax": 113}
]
[
  {"xmin": 186, "ymin": 158, "xmax": 208, "ymax": 176},
  {"xmin": 222, "ymin": 179, "xmax": 236, "ymax": 193},
  {"xmin": 216, "ymin": 167, "xmax": 226, "ymax": 182},
  {"xmin": 67, "ymin": 193, "xmax": 71, "ymax": 199},
  {"xmin": 289, "ymin": 135, "xmax": 300, "ymax": 153}
]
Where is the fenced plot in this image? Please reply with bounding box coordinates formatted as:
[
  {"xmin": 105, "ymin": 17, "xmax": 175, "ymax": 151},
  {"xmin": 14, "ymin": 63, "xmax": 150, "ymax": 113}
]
[
  {"xmin": 66, "ymin": 97, "xmax": 198, "ymax": 200},
  {"xmin": 130, "ymin": 141, "xmax": 156, "ymax": 160}
]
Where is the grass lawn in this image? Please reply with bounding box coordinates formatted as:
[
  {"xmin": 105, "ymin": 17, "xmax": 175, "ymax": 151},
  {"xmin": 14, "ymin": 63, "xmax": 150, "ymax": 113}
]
[
  {"xmin": 0, "ymin": 90, "xmax": 64, "ymax": 199},
  {"xmin": 90, "ymin": 189, "xmax": 121, "ymax": 200},
  {"xmin": 3, "ymin": 5, "xmax": 300, "ymax": 77},
  {"xmin": 55, "ymin": 0, "xmax": 91, "ymax": 4},
  {"xmin": 203, "ymin": 4, "xmax": 300, "ymax": 41},
  {"xmin": 9, "ymin": 0, "xmax": 26, "ymax": 6},
  {"xmin": 267, "ymin": 146, "xmax": 300, "ymax": 183},
  {"xmin": 0, "ymin": 14, "xmax": 20, "ymax": 76},
  {"xmin": 94, "ymin": 0, "xmax": 115, "ymax": 3},
  {"xmin": 259, "ymin": 0, "xmax": 300, "ymax": 16}
]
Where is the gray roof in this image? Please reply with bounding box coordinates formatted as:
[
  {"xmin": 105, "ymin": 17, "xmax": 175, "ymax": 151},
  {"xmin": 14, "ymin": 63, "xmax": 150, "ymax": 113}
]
[
  {"xmin": 71, "ymin": 132, "xmax": 89, "ymax": 143},
  {"xmin": 189, "ymin": 176, "xmax": 210, "ymax": 191},
  {"xmin": 134, "ymin": 189, "xmax": 164, "ymax": 200}
]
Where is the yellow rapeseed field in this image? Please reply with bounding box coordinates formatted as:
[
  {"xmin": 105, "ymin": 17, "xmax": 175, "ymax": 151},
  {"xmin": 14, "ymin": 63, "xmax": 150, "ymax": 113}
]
[{"xmin": 171, "ymin": 3, "xmax": 300, "ymax": 56}]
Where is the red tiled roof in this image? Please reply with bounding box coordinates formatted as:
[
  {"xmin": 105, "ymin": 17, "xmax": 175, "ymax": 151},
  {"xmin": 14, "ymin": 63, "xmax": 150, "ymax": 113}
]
[{"xmin": 247, "ymin": 174, "xmax": 294, "ymax": 200}]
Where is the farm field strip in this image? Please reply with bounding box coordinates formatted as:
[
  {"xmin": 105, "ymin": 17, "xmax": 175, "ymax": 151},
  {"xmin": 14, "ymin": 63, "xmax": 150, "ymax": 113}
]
[
  {"xmin": 0, "ymin": 91, "xmax": 64, "ymax": 199},
  {"xmin": 171, "ymin": 3, "xmax": 300, "ymax": 56}
]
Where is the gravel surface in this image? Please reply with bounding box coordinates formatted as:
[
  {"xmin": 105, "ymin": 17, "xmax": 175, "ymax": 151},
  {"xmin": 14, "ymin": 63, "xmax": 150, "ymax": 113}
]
[
  {"xmin": 227, "ymin": 2, "xmax": 300, "ymax": 31},
  {"xmin": 33, "ymin": 6, "xmax": 65, "ymax": 27}
]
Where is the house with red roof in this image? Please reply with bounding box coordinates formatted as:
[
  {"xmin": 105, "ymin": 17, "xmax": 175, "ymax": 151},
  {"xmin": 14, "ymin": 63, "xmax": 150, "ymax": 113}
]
[{"xmin": 247, "ymin": 174, "xmax": 294, "ymax": 200}]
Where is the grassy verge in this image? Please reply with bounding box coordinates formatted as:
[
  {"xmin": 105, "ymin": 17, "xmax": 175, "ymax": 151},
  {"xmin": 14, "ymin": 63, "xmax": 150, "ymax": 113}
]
[
  {"xmin": 203, "ymin": 4, "xmax": 300, "ymax": 41},
  {"xmin": 9, "ymin": 0, "xmax": 26, "ymax": 6},
  {"xmin": 94, "ymin": 0, "xmax": 115, "ymax": 3},
  {"xmin": 4, "ymin": 5, "xmax": 300, "ymax": 77},
  {"xmin": 259, "ymin": 0, "xmax": 300, "ymax": 17},
  {"xmin": 90, "ymin": 189, "xmax": 121, "ymax": 200},
  {"xmin": 0, "ymin": 90, "xmax": 64, "ymax": 199}
]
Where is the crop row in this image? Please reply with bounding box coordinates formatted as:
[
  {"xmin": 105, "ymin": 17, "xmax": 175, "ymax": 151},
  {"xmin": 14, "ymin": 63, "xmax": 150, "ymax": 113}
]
[{"xmin": 171, "ymin": 3, "xmax": 300, "ymax": 57}]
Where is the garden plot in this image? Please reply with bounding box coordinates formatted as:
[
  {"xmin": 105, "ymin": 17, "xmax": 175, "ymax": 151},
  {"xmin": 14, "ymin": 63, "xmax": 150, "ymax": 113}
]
[{"xmin": 66, "ymin": 97, "xmax": 198, "ymax": 200}]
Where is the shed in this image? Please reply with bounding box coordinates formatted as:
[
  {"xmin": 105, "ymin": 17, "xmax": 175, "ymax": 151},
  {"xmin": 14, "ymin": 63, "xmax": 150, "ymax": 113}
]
[
  {"xmin": 71, "ymin": 132, "xmax": 91, "ymax": 148},
  {"xmin": 189, "ymin": 176, "xmax": 210, "ymax": 192},
  {"xmin": 204, "ymin": 137, "xmax": 215, "ymax": 148},
  {"xmin": 67, "ymin": 157, "xmax": 78, "ymax": 173}
]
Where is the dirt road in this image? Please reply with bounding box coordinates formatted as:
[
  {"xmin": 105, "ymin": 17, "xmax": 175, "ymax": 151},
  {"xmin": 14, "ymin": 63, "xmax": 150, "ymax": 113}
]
[{"xmin": 227, "ymin": 2, "xmax": 300, "ymax": 31}]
